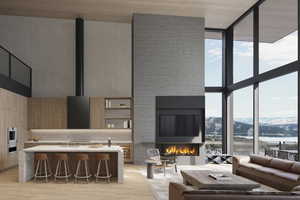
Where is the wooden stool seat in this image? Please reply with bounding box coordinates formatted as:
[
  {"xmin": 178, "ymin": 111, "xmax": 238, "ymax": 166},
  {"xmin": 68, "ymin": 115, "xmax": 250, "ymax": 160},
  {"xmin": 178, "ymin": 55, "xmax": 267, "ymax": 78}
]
[
  {"xmin": 55, "ymin": 153, "xmax": 68, "ymax": 161},
  {"xmin": 54, "ymin": 153, "xmax": 71, "ymax": 182},
  {"xmin": 35, "ymin": 153, "xmax": 48, "ymax": 160},
  {"xmin": 75, "ymin": 153, "xmax": 89, "ymax": 161},
  {"xmin": 96, "ymin": 153, "xmax": 110, "ymax": 160}
]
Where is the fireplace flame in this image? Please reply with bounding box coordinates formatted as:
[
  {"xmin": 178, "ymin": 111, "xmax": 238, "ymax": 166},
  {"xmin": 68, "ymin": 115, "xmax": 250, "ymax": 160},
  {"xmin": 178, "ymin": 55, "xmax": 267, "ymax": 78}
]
[{"xmin": 165, "ymin": 145, "xmax": 197, "ymax": 155}]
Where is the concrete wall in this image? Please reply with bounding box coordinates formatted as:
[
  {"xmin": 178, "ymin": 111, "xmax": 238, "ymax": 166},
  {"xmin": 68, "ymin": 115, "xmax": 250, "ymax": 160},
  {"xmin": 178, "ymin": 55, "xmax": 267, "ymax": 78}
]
[
  {"xmin": 84, "ymin": 21, "xmax": 131, "ymax": 97},
  {"xmin": 0, "ymin": 15, "xmax": 132, "ymax": 97},
  {"xmin": 133, "ymin": 14, "xmax": 205, "ymax": 164},
  {"xmin": 0, "ymin": 15, "xmax": 75, "ymax": 97}
]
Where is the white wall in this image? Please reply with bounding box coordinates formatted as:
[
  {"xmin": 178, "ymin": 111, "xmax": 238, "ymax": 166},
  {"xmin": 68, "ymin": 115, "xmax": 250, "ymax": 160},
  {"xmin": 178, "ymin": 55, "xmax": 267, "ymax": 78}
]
[
  {"xmin": 0, "ymin": 15, "xmax": 75, "ymax": 97},
  {"xmin": 85, "ymin": 20, "xmax": 131, "ymax": 97},
  {"xmin": 0, "ymin": 15, "xmax": 132, "ymax": 97}
]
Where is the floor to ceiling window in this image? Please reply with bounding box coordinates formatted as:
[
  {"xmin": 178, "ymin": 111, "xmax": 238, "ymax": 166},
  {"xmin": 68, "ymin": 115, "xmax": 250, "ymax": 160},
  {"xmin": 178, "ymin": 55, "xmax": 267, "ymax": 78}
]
[
  {"xmin": 233, "ymin": 12, "xmax": 253, "ymax": 83},
  {"xmin": 225, "ymin": 0, "xmax": 299, "ymax": 160},
  {"xmin": 204, "ymin": 0, "xmax": 299, "ymax": 159},
  {"xmin": 205, "ymin": 31, "xmax": 224, "ymax": 154},
  {"xmin": 259, "ymin": 73, "xmax": 298, "ymax": 160},
  {"xmin": 233, "ymin": 86, "xmax": 253, "ymax": 155}
]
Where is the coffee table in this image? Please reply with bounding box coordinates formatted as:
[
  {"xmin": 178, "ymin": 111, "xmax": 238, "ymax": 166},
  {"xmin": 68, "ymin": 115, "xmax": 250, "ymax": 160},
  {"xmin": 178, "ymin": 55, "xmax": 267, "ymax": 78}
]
[{"xmin": 181, "ymin": 170, "xmax": 260, "ymax": 191}]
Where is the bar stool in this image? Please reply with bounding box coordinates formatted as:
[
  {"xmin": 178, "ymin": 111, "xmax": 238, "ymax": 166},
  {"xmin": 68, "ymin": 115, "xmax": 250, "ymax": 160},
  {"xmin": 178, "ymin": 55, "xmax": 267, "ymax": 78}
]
[
  {"xmin": 54, "ymin": 153, "xmax": 72, "ymax": 183},
  {"xmin": 34, "ymin": 153, "xmax": 52, "ymax": 182},
  {"xmin": 95, "ymin": 153, "xmax": 112, "ymax": 183},
  {"xmin": 74, "ymin": 153, "xmax": 91, "ymax": 183}
]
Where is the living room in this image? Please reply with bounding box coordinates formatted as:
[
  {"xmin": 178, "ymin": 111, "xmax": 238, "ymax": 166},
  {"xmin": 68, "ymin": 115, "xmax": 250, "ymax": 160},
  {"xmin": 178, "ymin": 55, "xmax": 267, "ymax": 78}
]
[{"xmin": 0, "ymin": 0, "xmax": 300, "ymax": 200}]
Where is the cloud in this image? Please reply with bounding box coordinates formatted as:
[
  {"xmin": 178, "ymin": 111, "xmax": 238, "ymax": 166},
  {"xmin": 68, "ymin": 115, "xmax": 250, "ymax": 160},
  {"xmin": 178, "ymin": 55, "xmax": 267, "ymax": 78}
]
[{"xmin": 208, "ymin": 48, "xmax": 222, "ymax": 56}]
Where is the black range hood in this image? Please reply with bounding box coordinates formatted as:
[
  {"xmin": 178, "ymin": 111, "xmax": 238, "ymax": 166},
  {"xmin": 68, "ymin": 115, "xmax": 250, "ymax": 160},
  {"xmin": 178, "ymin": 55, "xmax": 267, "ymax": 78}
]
[
  {"xmin": 67, "ymin": 96, "xmax": 90, "ymax": 129},
  {"xmin": 67, "ymin": 18, "xmax": 90, "ymax": 129}
]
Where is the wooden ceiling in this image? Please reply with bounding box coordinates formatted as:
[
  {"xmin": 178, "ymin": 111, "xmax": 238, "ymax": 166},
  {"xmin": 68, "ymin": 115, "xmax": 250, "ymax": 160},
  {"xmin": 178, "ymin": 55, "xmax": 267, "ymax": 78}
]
[{"xmin": 0, "ymin": 0, "xmax": 258, "ymax": 28}]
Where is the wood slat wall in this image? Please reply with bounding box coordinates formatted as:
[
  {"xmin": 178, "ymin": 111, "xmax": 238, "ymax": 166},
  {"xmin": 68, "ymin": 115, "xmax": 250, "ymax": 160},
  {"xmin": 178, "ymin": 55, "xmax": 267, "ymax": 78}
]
[
  {"xmin": 28, "ymin": 98, "xmax": 67, "ymax": 129},
  {"xmin": 90, "ymin": 97, "xmax": 105, "ymax": 129},
  {"xmin": 0, "ymin": 88, "xmax": 28, "ymax": 170}
]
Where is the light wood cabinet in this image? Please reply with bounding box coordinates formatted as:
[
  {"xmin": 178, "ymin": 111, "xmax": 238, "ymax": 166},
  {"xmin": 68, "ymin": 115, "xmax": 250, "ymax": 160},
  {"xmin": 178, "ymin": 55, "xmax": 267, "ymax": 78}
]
[
  {"xmin": 90, "ymin": 97, "xmax": 105, "ymax": 129},
  {"xmin": 28, "ymin": 98, "xmax": 67, "ymax": 129},
  {"xmin": 0, "ymin": 89, "xmax": 28, "ymax": 170}
]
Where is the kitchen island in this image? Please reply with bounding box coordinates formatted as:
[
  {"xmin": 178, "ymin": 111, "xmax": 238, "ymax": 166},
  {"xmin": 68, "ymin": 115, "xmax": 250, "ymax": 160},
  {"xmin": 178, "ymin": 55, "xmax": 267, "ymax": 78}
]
[{"xmin": 19, "ymin": 145, "xmax": 124, "ymax": 183}]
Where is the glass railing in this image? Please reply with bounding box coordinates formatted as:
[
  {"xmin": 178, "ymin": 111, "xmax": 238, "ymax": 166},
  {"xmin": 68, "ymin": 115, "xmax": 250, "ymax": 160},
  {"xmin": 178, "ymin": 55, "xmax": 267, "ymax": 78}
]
[{"xmin": 0, "ymin": 45, "xmax": 32, "ymax": 89}]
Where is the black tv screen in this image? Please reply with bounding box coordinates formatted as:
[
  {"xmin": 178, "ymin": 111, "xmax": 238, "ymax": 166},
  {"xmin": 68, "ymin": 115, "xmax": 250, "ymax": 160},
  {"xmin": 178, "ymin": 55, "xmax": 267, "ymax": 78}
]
[{"xmin": 159, "ymin": 114, "xmax": 200, "ymax": 137}]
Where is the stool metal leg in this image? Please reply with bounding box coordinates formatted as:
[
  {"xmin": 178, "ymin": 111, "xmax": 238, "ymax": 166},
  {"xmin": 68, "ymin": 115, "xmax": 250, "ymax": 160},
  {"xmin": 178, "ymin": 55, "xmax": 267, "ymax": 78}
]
[
  {"xmin": 64, "ymin": 161, "xmax": 68, "ymax": 183},
  {"xmin": 105, "ymin": 160, "xmax": 110, "ymax": 183},
  {"xmin": 44, "ymin": 161, "xmax": 48, "ymax": 182},
  {"xmin": 55, "ymin": 160, "xmax": 61, "ymax": 182},
  {"xmin": 75, "ymin": 160, "xmax": 81, "ymax": 183},
  {"xmin": 34, "ymin": 160, "xmax": 40, "ymax": 182},
  {"xmin": 85, "ymin": 160, "xmax": 89, "ymax": 183},
  {"xmin": 96, "ymin": 160, "xmax": 101, "ymax": 182}
]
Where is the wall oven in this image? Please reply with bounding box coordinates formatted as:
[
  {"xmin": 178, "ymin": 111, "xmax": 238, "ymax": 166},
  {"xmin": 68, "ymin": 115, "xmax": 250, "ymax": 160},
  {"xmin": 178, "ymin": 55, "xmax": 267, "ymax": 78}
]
[{"xmin": 8, "ymin": 128, "xmax": 17, "ymax": 153}]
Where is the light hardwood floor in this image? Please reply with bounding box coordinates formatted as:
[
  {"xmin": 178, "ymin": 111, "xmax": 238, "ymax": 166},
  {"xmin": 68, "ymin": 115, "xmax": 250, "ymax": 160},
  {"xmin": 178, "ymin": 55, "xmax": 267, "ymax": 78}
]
[{"xmin": 0, "ymin": 165, "xmax": 154, "ymax": 200}]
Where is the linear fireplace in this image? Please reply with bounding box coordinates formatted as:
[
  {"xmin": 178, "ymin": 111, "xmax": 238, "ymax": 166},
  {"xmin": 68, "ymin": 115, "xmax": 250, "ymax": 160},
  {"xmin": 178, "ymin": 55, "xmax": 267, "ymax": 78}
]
[
  {"xmin": 158, "ymin": 144, "xmax": 200, "ymax": 156},
  {"xmin": 155, "ymin": 96, "xmax": 205, "ymax": 157}
]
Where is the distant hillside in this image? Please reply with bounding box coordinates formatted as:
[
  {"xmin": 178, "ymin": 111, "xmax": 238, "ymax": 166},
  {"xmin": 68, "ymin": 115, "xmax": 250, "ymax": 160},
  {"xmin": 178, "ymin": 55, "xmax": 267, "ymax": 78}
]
[{"xmin": 206, "ymin": 117, "xmax": 297, "ymax": 137}]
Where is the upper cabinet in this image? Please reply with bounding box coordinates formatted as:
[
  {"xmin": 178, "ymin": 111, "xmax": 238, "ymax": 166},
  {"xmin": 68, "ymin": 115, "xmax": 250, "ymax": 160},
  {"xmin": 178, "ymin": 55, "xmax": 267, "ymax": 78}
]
[
  {"xmin": 28, "ymin": 98, "xmax": 67, "ymax": 129},
  {"xmin": 28, "ymin": 97, "xmax": 132, "ymax": 129}
]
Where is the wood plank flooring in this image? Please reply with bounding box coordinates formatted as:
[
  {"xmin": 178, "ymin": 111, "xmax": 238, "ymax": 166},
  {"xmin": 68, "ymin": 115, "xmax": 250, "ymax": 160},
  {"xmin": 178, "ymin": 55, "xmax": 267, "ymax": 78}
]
[{"xmin": 0, "ymin": 165, "xmax": 154, "ymax": 200}]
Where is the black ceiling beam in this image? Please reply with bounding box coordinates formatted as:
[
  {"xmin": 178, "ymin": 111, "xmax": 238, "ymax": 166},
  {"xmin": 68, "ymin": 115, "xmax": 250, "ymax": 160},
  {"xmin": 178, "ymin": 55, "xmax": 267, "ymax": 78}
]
[{"xmin": 75, "ymin": 18, "xmax": 84, "ymax": 96}]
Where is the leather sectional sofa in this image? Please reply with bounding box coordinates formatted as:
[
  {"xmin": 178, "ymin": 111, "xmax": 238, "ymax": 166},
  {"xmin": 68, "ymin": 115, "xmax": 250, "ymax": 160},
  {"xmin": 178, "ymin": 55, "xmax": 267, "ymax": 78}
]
[
  {"xmin": 233, "ymin": 154, "xmax": 300, "ymax": 191},
  {"xmin": 169, "ymin": 182, "xmax": 300, "ymax": 200}
]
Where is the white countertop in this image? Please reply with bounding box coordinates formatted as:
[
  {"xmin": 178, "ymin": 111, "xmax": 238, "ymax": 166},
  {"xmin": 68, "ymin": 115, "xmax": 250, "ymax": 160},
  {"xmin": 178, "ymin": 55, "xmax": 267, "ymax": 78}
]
[{"xmin": 23, "ymin": 145, "xmax": 123, "ymax": 153}]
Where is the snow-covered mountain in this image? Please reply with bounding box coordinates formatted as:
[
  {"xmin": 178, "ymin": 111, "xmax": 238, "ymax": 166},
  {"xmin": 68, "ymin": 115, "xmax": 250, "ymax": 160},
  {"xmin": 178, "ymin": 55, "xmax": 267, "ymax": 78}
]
[{"xmin": 236, "ymin": 117, "xmax": 297, "ymax": 125}]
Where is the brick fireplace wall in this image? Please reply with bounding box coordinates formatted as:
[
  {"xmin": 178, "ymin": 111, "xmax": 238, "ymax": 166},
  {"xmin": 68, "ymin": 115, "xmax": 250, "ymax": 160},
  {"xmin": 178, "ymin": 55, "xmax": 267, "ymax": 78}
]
[{"xmin": 133, "ymin": 14, "xmax": 205, "ymax": 164}]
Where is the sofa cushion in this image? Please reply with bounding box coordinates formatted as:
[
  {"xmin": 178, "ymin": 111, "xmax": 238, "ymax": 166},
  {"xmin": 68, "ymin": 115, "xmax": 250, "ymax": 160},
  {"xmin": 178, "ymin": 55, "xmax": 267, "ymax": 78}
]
[
  {"xmin": 254, "ymin": 166, "xmax": 300, "ymax": 182},
  {"xmin": 239, "ymin": 162, "xmax": 264, "ymax": 170},
  {"xmin": 291, "ymin": 162, "xmax": 300, "ymax": 174},
  {"xmin": 269, "ymin": 158, "xmax": 294, "ymax": 172},
  {"xmin": 249, "ymin": 154, "xmax": 272, "ymax": 167}
]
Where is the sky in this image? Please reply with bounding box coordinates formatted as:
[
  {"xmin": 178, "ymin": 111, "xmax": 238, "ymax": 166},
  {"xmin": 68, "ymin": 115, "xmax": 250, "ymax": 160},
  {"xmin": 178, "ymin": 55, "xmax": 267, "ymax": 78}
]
[{"xmin": 205, "ymin": 31, "xmax": 298, "ymax": 119}]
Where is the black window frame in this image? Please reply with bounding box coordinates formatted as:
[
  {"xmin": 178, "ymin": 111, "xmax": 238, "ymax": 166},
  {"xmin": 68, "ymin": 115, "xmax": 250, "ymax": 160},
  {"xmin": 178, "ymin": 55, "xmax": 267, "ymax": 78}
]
[{"xmin": 205, "ymin": 0, "xmax": 300, "ymax": 157}]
